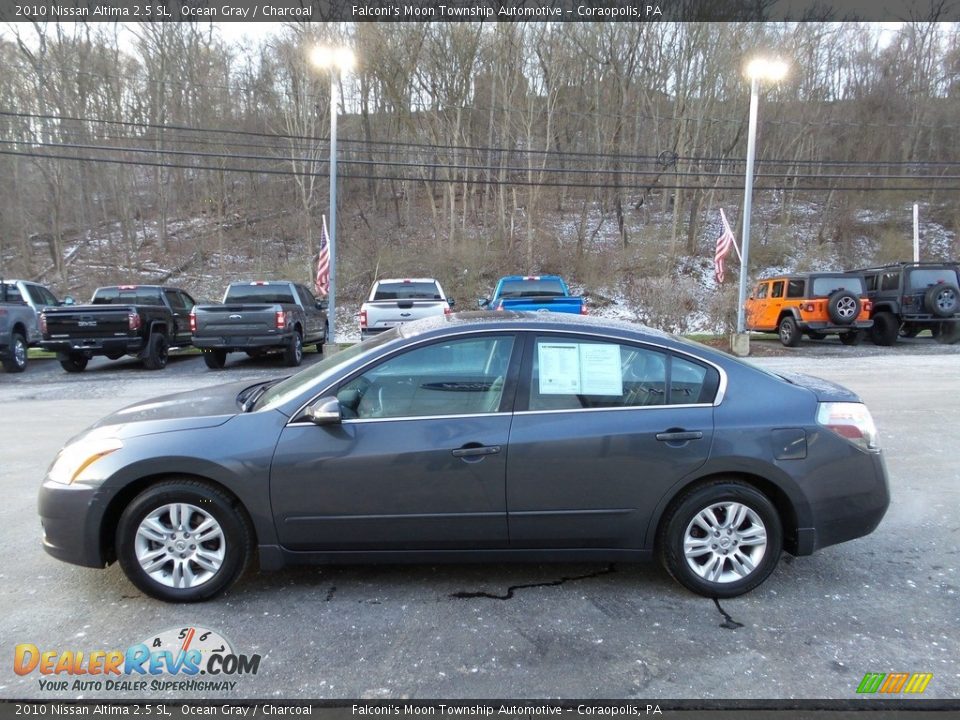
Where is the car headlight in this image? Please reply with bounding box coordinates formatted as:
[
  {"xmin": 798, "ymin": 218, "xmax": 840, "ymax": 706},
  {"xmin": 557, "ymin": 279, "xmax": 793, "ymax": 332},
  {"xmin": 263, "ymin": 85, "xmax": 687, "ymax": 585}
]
[{"xmin": 48, "ymin": 437, "xmax": 124, "ymax": 485}]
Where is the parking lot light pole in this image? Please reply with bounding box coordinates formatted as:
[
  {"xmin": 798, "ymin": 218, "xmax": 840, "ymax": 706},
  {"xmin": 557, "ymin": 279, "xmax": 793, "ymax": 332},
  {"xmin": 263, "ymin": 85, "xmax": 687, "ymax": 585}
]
[
  {"xmin": 310, "ymin": 45, "xmax": 355, "ymax": 346},
  {"xmin": 736, "ymin": 57, "xmax": 788, "ymax": 337}
]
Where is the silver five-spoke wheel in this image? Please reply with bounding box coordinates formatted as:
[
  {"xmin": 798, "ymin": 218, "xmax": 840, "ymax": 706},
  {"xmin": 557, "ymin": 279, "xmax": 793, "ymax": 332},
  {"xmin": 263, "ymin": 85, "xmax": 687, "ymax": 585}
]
[
  {"xmin": 683, "ymin": 502, "xmax": 767, "ymax": 583},
  {"xmin": 134, "ymin": 502, "xmax": 226, "ymax": 589}
]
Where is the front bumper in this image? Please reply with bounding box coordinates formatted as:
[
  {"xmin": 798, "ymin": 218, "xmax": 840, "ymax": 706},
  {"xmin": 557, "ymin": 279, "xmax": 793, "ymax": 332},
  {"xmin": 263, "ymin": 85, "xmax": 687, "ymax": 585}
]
[{"xmin": 38, "ymin": 479, "xmax": 109, "ymax": 568}]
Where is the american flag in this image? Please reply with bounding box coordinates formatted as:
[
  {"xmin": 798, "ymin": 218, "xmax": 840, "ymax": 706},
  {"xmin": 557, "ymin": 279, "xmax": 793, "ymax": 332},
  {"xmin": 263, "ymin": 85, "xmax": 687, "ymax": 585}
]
[
  {"xmin": 714, "ymin": 209, "xmax": 737, "ymax": 284},
  {"xmin": 315, "ymin": 216, "xmax": 330, "ymax": 296}
]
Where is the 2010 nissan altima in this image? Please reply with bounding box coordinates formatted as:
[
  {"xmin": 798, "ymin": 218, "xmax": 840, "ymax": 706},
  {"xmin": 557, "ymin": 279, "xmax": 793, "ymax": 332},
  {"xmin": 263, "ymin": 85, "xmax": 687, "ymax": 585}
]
[{"xmin": 39, "ymin": 312, "xmax": 890, "ymax": 602}]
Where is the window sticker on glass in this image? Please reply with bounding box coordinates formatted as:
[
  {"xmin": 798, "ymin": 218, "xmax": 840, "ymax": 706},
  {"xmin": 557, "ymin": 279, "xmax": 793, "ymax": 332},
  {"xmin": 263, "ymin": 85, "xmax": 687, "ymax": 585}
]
[
  {"xmin": 538, "ymin": 342, "xmax": 582, "ymax": 394},
  {"xmin": 538, "ymin": 342, "xmax": 623, "ymax": 396},
  {"xmin": 579, "ymin": 343, "xmax": 623, "ymax": 396}
]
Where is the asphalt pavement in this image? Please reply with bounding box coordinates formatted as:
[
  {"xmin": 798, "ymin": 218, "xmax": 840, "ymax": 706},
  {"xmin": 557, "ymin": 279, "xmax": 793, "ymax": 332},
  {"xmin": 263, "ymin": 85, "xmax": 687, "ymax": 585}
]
[{"xmin": 1, "ymin": 346, "xmax": 958, "ymax": 701}]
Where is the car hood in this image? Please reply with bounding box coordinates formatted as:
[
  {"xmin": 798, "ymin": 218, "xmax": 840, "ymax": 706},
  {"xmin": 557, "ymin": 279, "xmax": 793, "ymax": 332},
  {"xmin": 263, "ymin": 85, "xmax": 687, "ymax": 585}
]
[
  {"xmin": 86, "ymin": 380, "xmax": 257, "ymax": 439},
  {"xmin": 775, "ymin": 372, "xmax": 861, "ymax": 403}
]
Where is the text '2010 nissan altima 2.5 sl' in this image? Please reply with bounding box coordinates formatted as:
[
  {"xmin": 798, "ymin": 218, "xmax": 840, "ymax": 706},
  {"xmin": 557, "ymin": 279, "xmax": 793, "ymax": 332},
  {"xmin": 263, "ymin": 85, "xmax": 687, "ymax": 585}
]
[{"xmin": 38, "ymin": 312, "xmax": 890, "ymax": 602}]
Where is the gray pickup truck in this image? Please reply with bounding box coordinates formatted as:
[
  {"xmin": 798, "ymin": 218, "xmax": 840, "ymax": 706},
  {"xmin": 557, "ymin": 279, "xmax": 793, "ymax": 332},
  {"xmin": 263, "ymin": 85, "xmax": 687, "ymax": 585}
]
[
  {"xmin": 0, "ymin": 279, "xmax": 71, "ymax": 373},
  {"xmin": 190, "ymin": 281, "xmax": 328, "ymax": 369},
  {"xmin": 360, "ymin": 278, "xmax": 454, "ymax": 340}
]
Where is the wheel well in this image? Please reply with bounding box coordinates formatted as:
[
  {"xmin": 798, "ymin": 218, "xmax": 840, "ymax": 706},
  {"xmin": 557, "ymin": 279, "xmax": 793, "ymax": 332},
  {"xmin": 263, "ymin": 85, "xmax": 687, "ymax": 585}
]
[
  {"xmin": 98, "ymin": 474, "xmax": 257, "ymax": 565},
  {"xmin": 776, "ymin": 310, "xmax": 798, "ymax": 325},
  {"xmin": 11, "ymin": 322, "xmax": 27, "ymax": 338},
  {"xmin": 655, "ymin": 472, "xmax": 800, "ymax": 554}
]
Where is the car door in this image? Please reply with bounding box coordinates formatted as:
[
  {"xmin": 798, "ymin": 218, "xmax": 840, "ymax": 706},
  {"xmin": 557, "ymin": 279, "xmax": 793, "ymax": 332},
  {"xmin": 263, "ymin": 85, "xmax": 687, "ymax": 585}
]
[
  {"xmin": 296, "ymin": 285, "xmax": 324, "ymax": 342},
  {"xmin": 505, "ymin": 333, "xmax": 717, "ymax": 549},
  {"xmin": 766, "ymin": 280, "xmax": 786, "ymax": 328},
  {"xmin": 269, "ymin": 333, "xmax": 520, "ymax": 550},
  {"xmin": 744, "ymin": 282, "xmax": 769, "ymax": 330},
  {"xmin": 162, "ymin": 289, "xmax": 193, "ymax": 346}
]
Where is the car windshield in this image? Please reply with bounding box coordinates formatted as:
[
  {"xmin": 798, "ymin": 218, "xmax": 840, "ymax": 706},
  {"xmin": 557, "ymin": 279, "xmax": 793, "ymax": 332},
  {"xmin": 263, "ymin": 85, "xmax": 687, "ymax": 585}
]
[
  {"xmin": 907, "ymin": 268, "xmax": 958, "ymax": 289},
  {"xmin": 224, "ymin": 285, "xmax": 297, "ymax": 304},
  {"xmin": 373, "ymin": 282, "xmax": 442, "ymax": 300},
  {"xmin": 811, "ymin": 277, "xmax": 864, "ymax": 296},
  {"xmin": 498, "ymin": 279, "xmax": 565, "ymax": 298},
  {"xmin": 255, "ymin": 330, "xmax": 400, "ymax": 412}
]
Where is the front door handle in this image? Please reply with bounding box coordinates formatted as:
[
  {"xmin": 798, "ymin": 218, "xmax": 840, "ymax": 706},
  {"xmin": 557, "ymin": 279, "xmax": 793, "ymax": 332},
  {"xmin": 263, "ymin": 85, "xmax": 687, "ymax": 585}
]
[
  {"xmin": 451, "ymin": 445, "xmax": 501, "ymax": 458},
  {"xmin": 655, "ymin": 431, "xmax": 703, "ymax": 442}
]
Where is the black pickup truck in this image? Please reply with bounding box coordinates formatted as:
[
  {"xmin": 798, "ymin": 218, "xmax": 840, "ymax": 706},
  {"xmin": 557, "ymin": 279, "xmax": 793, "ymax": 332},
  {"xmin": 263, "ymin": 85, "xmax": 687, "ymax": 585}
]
[
  {"xmin": 39, "ymin": 285, "xmax": 196, "ymax": 372},
  {"xmin": 190, "ymin": 281, "xmax": 328, "ymax": 369}
]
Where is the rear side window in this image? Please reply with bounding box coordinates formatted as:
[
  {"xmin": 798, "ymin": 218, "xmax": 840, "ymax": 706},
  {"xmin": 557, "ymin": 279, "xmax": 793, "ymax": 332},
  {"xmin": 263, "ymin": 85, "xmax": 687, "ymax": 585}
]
[
  {"xmin": 787, "ymin": 280, "xmax": 805, "ymax": 298},
  {"xmin": 527, "ymin": 338, "xmax": 718, "ymax": 411},
  {"xmin": 880, "ymin": 273, "xmax": 900, "ymax": 292},
  {"xmin": 771, "ymin": 281, "xmax": 785, "ymax": 299},
  {"xmin": 0, "ymin": 285, "xmax": 24, "ymax": 303},
  {"xmin": 373, "ymin": 282, "xmax": 443, "ymax": 301}
]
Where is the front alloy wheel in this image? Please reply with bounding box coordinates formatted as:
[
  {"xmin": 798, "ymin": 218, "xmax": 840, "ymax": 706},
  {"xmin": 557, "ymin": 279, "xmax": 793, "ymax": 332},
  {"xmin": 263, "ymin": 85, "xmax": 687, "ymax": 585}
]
[
  {"xmin": 659, "ymin": 480, "xmax": 782, "ymax": 597},
  {"xmin": 117, "ymin": 480, "xmax": 252, "ymax": 602}
]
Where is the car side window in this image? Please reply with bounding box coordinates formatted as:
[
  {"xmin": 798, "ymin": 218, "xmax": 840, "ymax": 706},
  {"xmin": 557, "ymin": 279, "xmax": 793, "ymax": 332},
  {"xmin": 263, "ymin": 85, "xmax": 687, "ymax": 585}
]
[
  {"xmin": 881, "ymin": 273, "xmax": 899, "ymax": 291},
  {"xmin": 787, "ymin": 280, "xmax": 805, "ymax": 298},
  {"xmin": 527, "ymin": 338, "xmax": 718, "ymax": 411},
  {"xmin": 754, "ymin": 283, "xmax": 768, "ymax": 300},
  {"xmin": 771, "ymin": 281, "xmax": 785, "ymax": 299},
  {"xmin": 337, "ymin": 335, "xmax": 516, "ymax": 419},
  {"xmin": 164, "ymin": 290, "xmax": 187, "ymax": 312}
]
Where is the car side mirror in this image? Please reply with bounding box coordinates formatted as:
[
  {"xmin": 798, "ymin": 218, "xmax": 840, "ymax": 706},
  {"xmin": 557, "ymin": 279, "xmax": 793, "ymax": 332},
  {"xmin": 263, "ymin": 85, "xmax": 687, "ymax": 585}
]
[
  {"xmin": 478, "ymin": 298, "xmax": 489, "ymax": 308},
  {"xmin": 303, "ymin": 396, "xmax": 342, "ymax": 425},
  {"xmin": 62, "ymin": 296, "xmax": 75, "ymax": 306},
  {"xmin": 316, "ymin": 299, "xmax": 329, "ymax": 311},
  {"xmin": 448, "ymin": 298, "xmax": 456, "ymax": 308}
]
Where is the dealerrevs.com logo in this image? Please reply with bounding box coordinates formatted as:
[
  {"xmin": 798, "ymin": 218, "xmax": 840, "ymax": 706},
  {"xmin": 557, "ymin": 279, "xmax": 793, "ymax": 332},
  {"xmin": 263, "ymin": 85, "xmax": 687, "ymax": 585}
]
[{"xmin": 14, "ymin": 627, "xmax": 261, "ymax": 693}]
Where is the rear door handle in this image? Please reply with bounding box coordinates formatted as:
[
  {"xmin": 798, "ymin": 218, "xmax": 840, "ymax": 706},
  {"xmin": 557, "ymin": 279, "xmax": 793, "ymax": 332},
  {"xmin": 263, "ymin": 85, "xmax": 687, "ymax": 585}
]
[
  {"xmin": 655, "ymin": 431, "xmax": 703, "ymax": 442},
  {"xmin": 451, "ymin": 445, "xmax": 501, "ymax": 458}
]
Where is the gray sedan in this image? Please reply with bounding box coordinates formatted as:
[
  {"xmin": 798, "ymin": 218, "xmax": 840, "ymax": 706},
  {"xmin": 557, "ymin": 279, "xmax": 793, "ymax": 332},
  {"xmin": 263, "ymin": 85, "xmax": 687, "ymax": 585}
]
[{"xmin": 39, "ymin": 313, "xmax": 890, "ymax": 602}]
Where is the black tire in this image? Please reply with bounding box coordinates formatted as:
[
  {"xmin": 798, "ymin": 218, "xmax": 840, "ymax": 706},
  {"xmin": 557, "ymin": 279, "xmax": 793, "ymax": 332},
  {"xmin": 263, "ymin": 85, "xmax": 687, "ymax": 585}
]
[
  {"xmin": 839, "ymin": 330, "xmax": 863, "ymax": 346},
  {"xmin": 283, "ymin": 331, "xmax": 303, "ymax": 367},
  {"xmin": 924, "ymin": 284, "xmax": 959, "ymax": 318},
  {"xmin": 935, "ymin": 322, "xmax": 960, "ymax": 345},
  {"xmin": 870, "ymin": 311, "xmax": 899, "ymax": 346},
  {"xmin": 203, "ymin": 349, "xmax": 227, "ymax": 369},
  {"xmin": 806, "ymin": 331, "xmax": 827, "ymax": 341},
  {"xmin": 59, "ymin": 352, "xmax": 88, "ymax": 373},
  {"xmin": 827, "ymin": 290, "xmax": 860, "ymax": 325},
  {"xmin": 143, "ymin": 333, "xmax": 169, "ymax": 370},
  {"xmin": 2, "ymin": 332, "xmax": 27, "ymax": 373},
  {"xmin": 777, "ymin": 315, "xmax": 801, "ymax": 347},
  {"xmin": 658, "ymin": 479, "xmax": 782, "ymax": 598},
  {"xmin": 115, "ymin": 479, "xmax": 253, "ymax": 603}
]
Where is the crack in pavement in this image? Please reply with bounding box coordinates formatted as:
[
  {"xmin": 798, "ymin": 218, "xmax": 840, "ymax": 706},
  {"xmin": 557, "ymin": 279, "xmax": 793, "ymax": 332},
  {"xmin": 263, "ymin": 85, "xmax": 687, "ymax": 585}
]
[
  {"xmin": 713, "ymin": 597, "xmax": 745, "ymax": 629},
  {"xmin": 450, "ymin": 564, "xmax": 617, "ymax": 600}
]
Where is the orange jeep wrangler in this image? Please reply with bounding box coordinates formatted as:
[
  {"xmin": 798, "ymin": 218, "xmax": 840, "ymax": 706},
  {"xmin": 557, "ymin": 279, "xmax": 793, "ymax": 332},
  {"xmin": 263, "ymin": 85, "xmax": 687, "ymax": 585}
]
[{"xmin": 744, "ymin": 273, "xmax": 873, "ymax": 347}]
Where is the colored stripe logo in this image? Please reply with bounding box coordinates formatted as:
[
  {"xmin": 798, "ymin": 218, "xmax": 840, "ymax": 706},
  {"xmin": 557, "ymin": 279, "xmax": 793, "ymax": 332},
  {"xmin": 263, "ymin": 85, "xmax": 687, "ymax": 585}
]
[{"xmin": 857, "ymin": 672, "xmax": 933, "ymax": 694}]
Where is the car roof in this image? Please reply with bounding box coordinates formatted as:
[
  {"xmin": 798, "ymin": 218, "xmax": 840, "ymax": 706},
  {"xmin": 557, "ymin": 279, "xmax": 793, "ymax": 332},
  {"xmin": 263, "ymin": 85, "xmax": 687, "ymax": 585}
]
[{"xmin": 756, "ymin": 272, "xmax": 863, "ymax": 281}]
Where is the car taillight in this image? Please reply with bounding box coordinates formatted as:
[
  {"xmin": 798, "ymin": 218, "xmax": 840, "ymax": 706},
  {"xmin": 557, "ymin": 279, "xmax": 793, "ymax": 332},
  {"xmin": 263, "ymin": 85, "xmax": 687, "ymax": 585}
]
[
  {"xmin": 580, "ymin": 304, "xmax": 588, "ymax": 315},
  {"xmin": 189, "ymin": 311, "xmax": 197, "ymax": 333},
  {"xmin": 444, "ymin": 305, "xmax": 452, "ymax": 316},
  {"xmin": 359, "ymin": 309, "xmax": 368, "ymax": 329},
  {"xmin": 817, "ymin": 402, "xmax": 879, "ymax": 452},
  {"xmin": 39, "ymin": 312, "xmax": 47, "ymax": 334},
  {"xmin": 863, "ymin": 300, "xmax": 872, "ymax": 313},
  {"xmin": 128, "ymin": 313, "xmax": 141, "ymax": 331},
  {"xmin": 902, "ymin": 295, "xmax": 914, "ymax": 306},
  {"xmin": 275, "ymin": 310, "xmax": 286, "ymax": 330}
]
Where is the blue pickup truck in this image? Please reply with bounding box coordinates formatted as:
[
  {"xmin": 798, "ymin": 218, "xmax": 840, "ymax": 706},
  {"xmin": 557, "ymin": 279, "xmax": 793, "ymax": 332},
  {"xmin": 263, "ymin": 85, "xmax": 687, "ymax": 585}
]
[{"xmin": 479, "ymin": 275, "xmax": 586, "ymax": 314}]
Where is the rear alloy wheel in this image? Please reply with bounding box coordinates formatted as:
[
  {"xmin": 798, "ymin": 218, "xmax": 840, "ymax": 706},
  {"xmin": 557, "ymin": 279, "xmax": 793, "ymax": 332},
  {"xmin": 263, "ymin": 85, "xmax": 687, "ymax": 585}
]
[
  {"xmin": 925, "ymin": 284, "xmax": 960, "ymax": 318},
  {"xmin": 116, "ymin": 480, "xmax": 252, "ymax": 602},
  {"xmin": 778, "ymin": 315, "xmax": 802, "ymax": 347},
  {"xmin": 283, "ymin": 331, "xmax": 303, "ymax": 367},
  {"xmin": 870, "ymin": 311, "xmax": 899, "ymax": 346},
  {"xmin": 143, "ymin": 334, "xmax": 169, "ymax": 370},
  {"xmin": 827, "ymin": 290, "xmax": 860, "ymax": 325},
  {"xmin": 659, "ymin": 480, "xmax": 782, "ymax": 598},
  {"xmin": 839, "ymin": 330, "xmax": 863, "ymax": 346},
  {"xmin": 59, "ymin": 352, "xmax": 88, "ymax": 373},
  {"xmin": 203, "ymin": 349, "xmax": 227, "ymax": 369},
  {"xmin": 2, "ymin": 332, "xmax": 27, "ymax": 373}
]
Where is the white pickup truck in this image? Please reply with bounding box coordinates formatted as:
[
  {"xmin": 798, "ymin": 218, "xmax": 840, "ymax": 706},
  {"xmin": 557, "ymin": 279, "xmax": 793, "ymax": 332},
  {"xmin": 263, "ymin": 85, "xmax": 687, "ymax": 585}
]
[{"xmin": 360, "ymin": 278, "xmax": 454, "ymax": 340}]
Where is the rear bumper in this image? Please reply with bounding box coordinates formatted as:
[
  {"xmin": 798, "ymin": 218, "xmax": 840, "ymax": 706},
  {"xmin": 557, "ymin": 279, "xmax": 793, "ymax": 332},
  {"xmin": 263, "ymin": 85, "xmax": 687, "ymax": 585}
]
[
  {"xmin": 794, "ymin": 451, "xmax": 890, "ymax": 555},
  {"xmin": 194, "ymin": 334, "xmax": 291, "ymax": 351},
  {"xmin": 796, "ymin": 320, "xmax": 872, "ymax": 332},
  {"xmin": 38, "ymin": 479, "xmax": 109, "ymax": 569},
  {"xmin": 360, "ymin": 328, "xmax": 391, "ymax": 340},
  {"xmin": 40, "ymin": 338, "xmax": 143, "ymax": 356}
]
